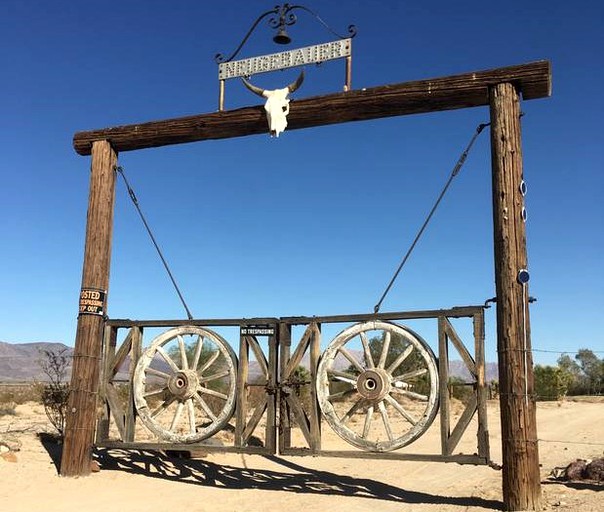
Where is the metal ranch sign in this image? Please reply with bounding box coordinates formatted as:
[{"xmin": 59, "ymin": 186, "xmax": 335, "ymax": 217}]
[{"xmin": 219, "ymin": 38, "xmax": 351, "ymax": 80}]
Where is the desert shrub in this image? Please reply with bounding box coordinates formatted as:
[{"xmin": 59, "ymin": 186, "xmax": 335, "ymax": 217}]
[
  {"xmin": 38, "ymin": 348, "xmax": 71, "ymax": 437},
  {"xmin": 0, "ymin": 402, "xmax": 17, "ymax": 417},
  {"xmin": 0, "ymin": 384, "xmax": 40, "ymax": 405}
]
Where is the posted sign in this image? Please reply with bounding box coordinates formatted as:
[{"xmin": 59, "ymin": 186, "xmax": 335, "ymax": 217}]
[{"xmin": 79, "ymin": 288, "xmax": 106, "ymax": 316}]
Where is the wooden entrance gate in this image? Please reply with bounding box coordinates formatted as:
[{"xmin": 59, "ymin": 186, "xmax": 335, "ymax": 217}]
[
  {"xmin": 96, "ymin": 306, "xmax": 489, "ymax": 465},
  {"xmin": 62, "ymin": 59, "xmax": 551, "ymax": 512}
]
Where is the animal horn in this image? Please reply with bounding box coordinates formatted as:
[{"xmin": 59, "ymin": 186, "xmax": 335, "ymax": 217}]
[
  {"xmin": 288, "ymin": 70, "xmax": 305, "ymax": 93},
  {"xmin": 241, "ymin": 76, "xmax": 265, "ymax": 98}
]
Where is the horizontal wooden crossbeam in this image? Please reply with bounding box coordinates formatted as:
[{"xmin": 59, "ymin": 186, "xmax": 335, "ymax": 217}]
[{"xmin": 73, "ymin": 60, "xmax": 550, "ymax": 155}]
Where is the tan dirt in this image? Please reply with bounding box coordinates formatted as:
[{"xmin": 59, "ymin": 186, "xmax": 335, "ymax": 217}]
[{"xmin": 0, "ymin": 399, "xmax": 602, "ymax": 511}]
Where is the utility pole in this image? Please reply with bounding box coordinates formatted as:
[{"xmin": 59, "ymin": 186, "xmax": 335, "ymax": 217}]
[
  {"xmin": 489, "ymin": 82, "xmax": 541, "ymax": 511},
  {"xmin": 61, "ymin": 140, "xmax": 117, "ymax": 477}
]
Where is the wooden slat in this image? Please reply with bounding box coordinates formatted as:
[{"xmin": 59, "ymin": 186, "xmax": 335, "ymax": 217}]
[
  {"xmin": 234, "ymin": 335, "xmax": 248, "ymax": 447},
  {"xmin": 281, "ymin": 448, "xmax": 489, "ymax": 465},
  {"xmin": 283, "ymin": 324, "xmax": 313, "ymax": 379},
  {"xmin": 438, "ymin": 316, "xmax": 451, "ymax": 456},
  {"xmin": 103, "ymin": 307, "xmax": 484, "ymax": 329},
  {"xmin": 73, "ymin": 61, "xmax": 551, "ymax": 155},
  {"xmin": 109, "ymin": 328, "xmax": 133, "ymax": 379},
  {"xmin": 242, "ymin": 396, "xmax": 267, "ymax": 446},
  {"xmin": 474, "ymin": 310, "xmax": 490, "ymax": 460},
  {"xmin": 124, "ymin": 326, "xmax": 142, "ymax": 442},
  {"xmin": 445, "ymin": 394, "xmax": 478, "ymax": 456},
  {"xmin": 278, "ymin": 323, "xmax": 292, "ymax": 453},
  {"xmin": 443, "ymin": 317, "xmax": 477, "ymax": 377},
  {"xmin": 246, "ymin": 335, "xmax": 268, "ymax": 379},
  {"xmin": 308, "ymin": 323, "xmax": 321, "ymax": 452},
  {"xmin": 96, "ymin": 441, "xmax": 271, "ymax": 455},
  {"xmin": 105, "ymin": 382, "xmax": 126, "ymax": 440},
  {"xmin": 265, "ymin": 332, "xmax": 278, "ymax": 453},
  {"xmin": 285, "ymin": 394, "xmax": 313, "ymax": 448},
  {"xmin": 96, "ymin": 325, "xmax": 117, "ymax": 443}
]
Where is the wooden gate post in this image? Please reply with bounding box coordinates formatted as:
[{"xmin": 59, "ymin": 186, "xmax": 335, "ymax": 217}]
[
  {"xmin": 61, "ymin": 140, "xmax": 118, "ymax": 477},
  {"xmin": 489, "ymin": 83, "xmax": 541, "ymax": 510}
]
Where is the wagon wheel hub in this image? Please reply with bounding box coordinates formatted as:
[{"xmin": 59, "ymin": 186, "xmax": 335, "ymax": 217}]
[
  {"xmin": 356, "ymin": 368, "xmax": 391, "ymax": 402},
  {"xmin": 167, "ymin": 370, "xmax": 199, "ymax": 400}
]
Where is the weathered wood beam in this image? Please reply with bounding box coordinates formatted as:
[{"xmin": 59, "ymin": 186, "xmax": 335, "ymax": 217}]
[
  {"xmin": 73, "ymin": 61, "xmax": 551, "ymax": 155},
  {"xmin": 490, "ymin": 82, "xmax": 541, "ymax": 511},
  {"xmin": 61, "ymin": 140, "xmax": 117, "ymax": 477}
]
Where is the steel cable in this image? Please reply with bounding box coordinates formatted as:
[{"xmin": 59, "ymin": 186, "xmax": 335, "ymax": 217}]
[{"xmin": 373, "ymin": 122, "xmax": 490, "ymax": 313}]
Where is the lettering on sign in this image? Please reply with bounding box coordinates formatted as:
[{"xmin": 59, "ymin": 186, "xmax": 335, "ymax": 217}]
[
  {"xmin": 240, "ymin": 325, "xmax": 275, "ymax": 337},
  {"xmin": 219, "ymin": 39, "xmax": 351, "ymax": 80},
  {"xmin": 79, "ymin": 288, "xmax": 106, "ymax": 316}
]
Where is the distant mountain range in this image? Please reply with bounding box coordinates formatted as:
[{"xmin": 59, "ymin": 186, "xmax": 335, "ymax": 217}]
[
  {"xmin": 0, "ymin": 341, "xmax": 74, "ymax": 382},
  {"xmin": 0, "ymin": 341, "xmax": 499, "ymax": 383}
]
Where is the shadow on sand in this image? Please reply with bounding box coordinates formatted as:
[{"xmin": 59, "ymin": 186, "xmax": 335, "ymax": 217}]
[
  {"xmin": 38, "ymin": 432, "xmax": 63, "ymax": 472},
  {"xmin": 84, "ymin": 448, "xmax": 503, "ymax": 510}
]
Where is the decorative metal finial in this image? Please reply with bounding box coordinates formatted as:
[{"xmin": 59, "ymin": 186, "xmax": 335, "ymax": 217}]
[{"xmin": 215, "ymin": 3, "xmax": 357, "ymax": 64}]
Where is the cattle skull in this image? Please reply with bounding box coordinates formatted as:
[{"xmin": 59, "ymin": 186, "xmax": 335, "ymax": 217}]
[{"xmin": 241, "ymin": 71, "xmax": 304, "ymax": 137}]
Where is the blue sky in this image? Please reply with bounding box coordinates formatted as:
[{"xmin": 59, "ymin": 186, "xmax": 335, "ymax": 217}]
[{"xmin": 1, "ymin": 0, "xmax": 602, "ymax": 366}]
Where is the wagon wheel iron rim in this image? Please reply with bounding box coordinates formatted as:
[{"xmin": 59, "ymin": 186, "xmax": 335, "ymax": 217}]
[
  {"xmin": 133, "ymin": 326, "xmax": 237, "ymax": 443},
  {"xmin": 316, "ymin": 321, "xmax": 439, "ymax": 452}
]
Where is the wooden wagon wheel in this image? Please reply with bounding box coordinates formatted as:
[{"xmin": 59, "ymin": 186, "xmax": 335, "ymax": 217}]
[
  {"xmin": 133, "ymin": 326, "xmax": 237, "ymax": 443},
  {"xmin": 316, "ymin": 321, "xmax": 439, "ymax": 452}
]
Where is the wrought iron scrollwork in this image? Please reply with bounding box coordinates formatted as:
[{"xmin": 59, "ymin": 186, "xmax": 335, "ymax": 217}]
[{"xmin": 215, "ymin": 3, "xmax": 357, "ymax": 64}]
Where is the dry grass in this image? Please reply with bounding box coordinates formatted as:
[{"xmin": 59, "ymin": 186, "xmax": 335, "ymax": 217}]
[{"xmin": 0, "ymin": 383, "xmax": 41, "ymax": 407}]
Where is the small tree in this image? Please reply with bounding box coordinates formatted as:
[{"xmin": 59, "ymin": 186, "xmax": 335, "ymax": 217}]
[
  {"xmin": 575, "ymin": 349, "xmax": 603, "ymax": 395},
  {"xmin": 534, "ymin": 364, "xmax": 571, "ymax": 401},
  {"xmin": 39, "ymin": 348, "xmax": 71, "ymax": 438},
  {"xmin": 557, "ymin": 354, "xmax": 582, "ymax": 394}
]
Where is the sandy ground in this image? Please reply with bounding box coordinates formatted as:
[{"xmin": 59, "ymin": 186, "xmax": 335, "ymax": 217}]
[{"xmin": 1, "ymin": 399, "xmax": 602, "ymax": 512}]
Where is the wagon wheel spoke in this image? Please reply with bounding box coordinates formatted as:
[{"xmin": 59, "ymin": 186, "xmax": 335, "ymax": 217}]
[
  {"xmin": 338, "ymin": 346, "xmax": 365, "ymax": 373},
  {"xmin": 378, "ymin": 400, "xmax": 394, "ymax": 441},
  {"xmin": 145, "ymin": 367, "xmax": 171, "ymax": 379},
  {"xmin": 327, "ymin": 386, "xmax": 357, "ymax": 401},
  {"xmin": 340, "ymin": 398, "xmax": 365, "ymax": 425},
  {"xmin": 384, "ymin": 394, "xmax": 418, "ymax": 425},
  {"xmin": 327, "ymin": 368, "xmax": 358, "ymax": 385},
  {"xmin": 395, "ymin": 367, "xmax": 428, "ymax": 382},
  {"xmin": 191, "ymin": 335, "xmax": 204, "ymax": 370},
  {"xmin": 170, "ymin": 401, "xmax": 185, "ymax": 431},
  {"xmin": 360, "ymin": 332, "xmax": 375, "ymax": 369},
  {"xmin": 377, "ymin": 331, "xmax": 391, "ymax": 369},
  {"xmin": 177, "ymin": 335, "xmax": 188, "ymax": 370},
  {"xmin": 186, "ymin": 398, "xmax": 196, "ymax": 434},
  {"xmin": 198, "ymin": 349, "xmax": 221, "ymax": 375},
  {"xmin": 386, "ymin": 344, "xmax": 414, "ymax": 374},
  {"xmin": 198, "ymin": 386, "xmax": 229, "ymax": 400},
  {"xmin": 143, "ymin": 385, "xmax": 167, "ymax": 398},
  {"xmin": 362, "ymin": 405, "xmax": 374, "ymax": 438},
  {"xmin": 156, "ymin": 346, "xmax": 181, "ymax": 373},
  {"xmin": 151, "ymin": 395, "xmax": 176, "ymax": 419},
  {"xmin": 198, "ymin": 369, "xmax": 230, "ymax": 384},
  {"xmin": 392, "ymin": 389, "xmax": 429, "ymax": 401},
  {"xmin": 193, "ymin": 392, "xmax": 218, "ymax": 421}
]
